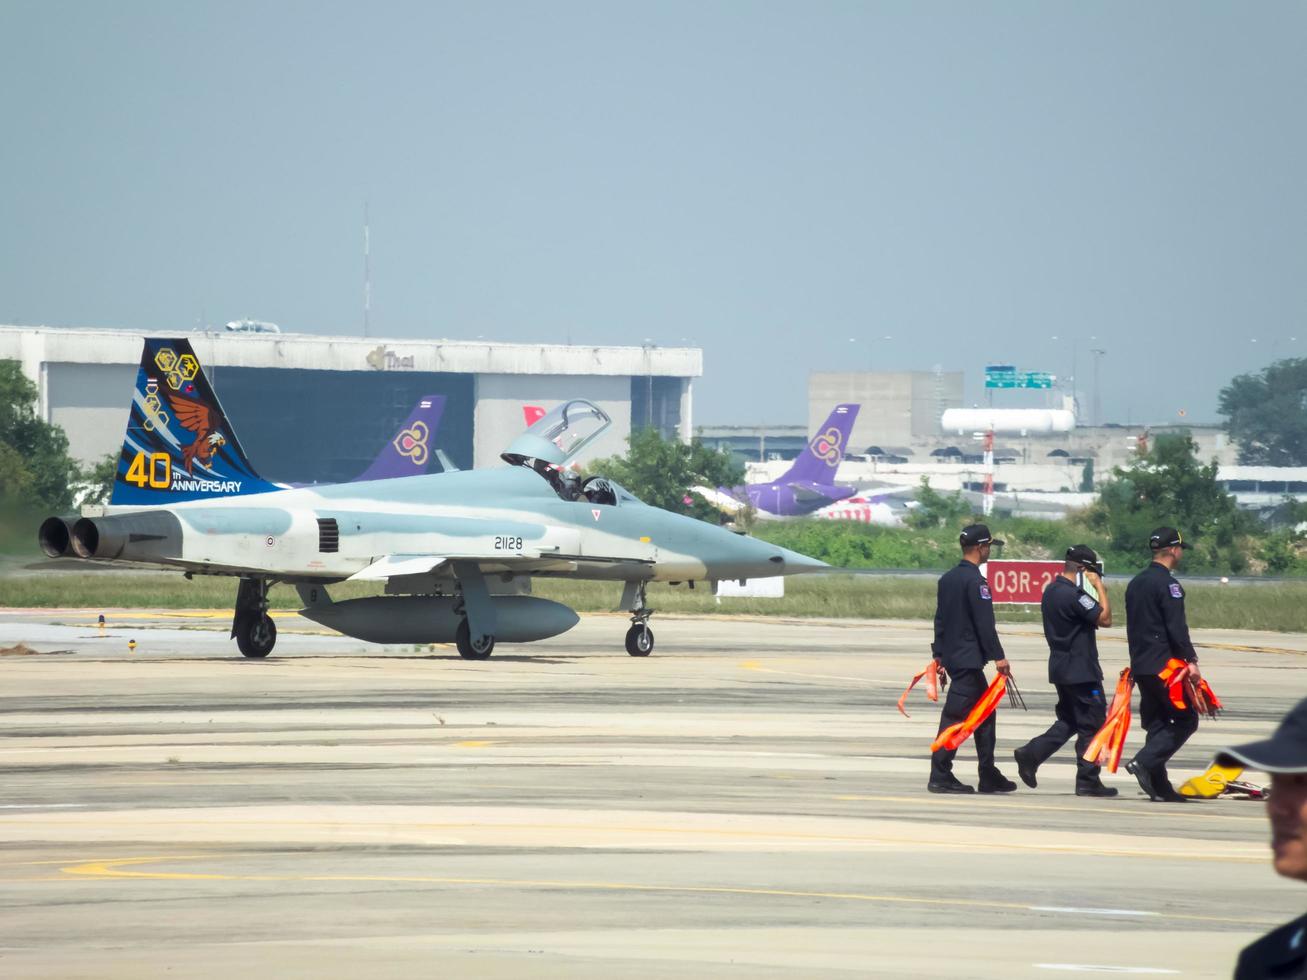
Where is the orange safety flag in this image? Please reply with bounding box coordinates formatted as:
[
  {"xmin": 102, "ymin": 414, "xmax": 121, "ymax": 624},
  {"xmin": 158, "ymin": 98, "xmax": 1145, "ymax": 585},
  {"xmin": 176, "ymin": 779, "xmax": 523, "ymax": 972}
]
[
  {"xmin": 930, "ymin": 674, "xmax": 1007, "ymax": 752},
  {"xmin": 897, "ymin": 661, "xmax": 945, "ymax": 718},
  {"xmin": 1084, "ymin": 668, "xmax": 1134, "ymax": 773},
  {"xmin": 1160, "ymin": 658, "xmax": 1222, "ymax": 719}
]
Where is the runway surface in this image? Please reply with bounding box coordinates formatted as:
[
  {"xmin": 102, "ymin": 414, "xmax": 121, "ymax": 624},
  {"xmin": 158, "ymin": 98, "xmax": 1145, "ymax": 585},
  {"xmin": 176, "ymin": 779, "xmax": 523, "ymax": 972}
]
[{"xmin": 0, "ymin": 607, "xmax": 1301, "ymax": 978}]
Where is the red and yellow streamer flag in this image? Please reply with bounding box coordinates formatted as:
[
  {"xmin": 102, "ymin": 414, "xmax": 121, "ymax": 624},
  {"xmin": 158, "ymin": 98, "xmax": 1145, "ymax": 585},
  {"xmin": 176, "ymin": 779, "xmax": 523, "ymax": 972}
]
[
  {"xmin": 1160, "ymin": 658, "xmax": 1222, "ymax": 718},
  {"xmin": 1084, "ymin": 668, "xmax": 1133, "ymax": 772},
  {"xmin": 897, "ymin": 661, "xmax": 944, "ymax": 718},
  {"xmin": 930, "ymin": 674, "xmax": 1007, "ymax": 752}
]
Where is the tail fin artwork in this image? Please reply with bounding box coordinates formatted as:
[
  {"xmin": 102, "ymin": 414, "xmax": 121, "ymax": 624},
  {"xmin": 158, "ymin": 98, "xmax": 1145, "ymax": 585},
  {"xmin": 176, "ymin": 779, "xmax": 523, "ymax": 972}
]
[
  {"xmin": 110, "ymin": 338, "xmax": 280, "ymax": 506},
  {"xmin": 353, "ymin": 395, "xmax": 446, "ymax": 482},
  {"xmin": 780, "ymin": 404, "xmax": 859, "ymax": 485}
]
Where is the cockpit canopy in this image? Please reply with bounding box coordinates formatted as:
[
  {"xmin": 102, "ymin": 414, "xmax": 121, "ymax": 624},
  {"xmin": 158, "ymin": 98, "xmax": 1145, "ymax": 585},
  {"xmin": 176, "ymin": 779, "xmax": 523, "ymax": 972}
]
[
  {"xmin": 502, "ymin": 399, "xmax": 612, "ymax": 467},
  {"xmin": 578, "ymin": 476, "xmax": 643, "ymax": 507}
]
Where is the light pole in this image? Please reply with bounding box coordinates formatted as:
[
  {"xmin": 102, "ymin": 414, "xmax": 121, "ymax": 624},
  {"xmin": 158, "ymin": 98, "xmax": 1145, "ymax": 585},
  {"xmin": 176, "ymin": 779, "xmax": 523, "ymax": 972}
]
[{"xmin": 1090, "ymin": 348, "xmax": 1106, "ymax": 427}]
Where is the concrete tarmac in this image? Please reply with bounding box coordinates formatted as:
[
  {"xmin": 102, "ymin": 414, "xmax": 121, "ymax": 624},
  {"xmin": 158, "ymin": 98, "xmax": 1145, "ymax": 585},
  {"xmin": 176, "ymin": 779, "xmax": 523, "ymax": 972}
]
[{"xmin": 0, "ymin": 607, "xmax": 1302, "ymax": 978}]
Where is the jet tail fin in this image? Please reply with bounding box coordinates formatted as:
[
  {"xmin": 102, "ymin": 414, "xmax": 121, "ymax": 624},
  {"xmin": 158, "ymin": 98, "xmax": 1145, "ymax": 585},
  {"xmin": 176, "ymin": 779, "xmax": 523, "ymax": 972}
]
[
  {"xmin": 353, "ymin": 395, "xmax": 446, "ymax": 482},
  {"xmin": 779, "ymin": 404, "xmax": 860, "ymax": 485},
  {"xmin": 110, "ymin": 338, "xmax": 280, "ymax": 506}
]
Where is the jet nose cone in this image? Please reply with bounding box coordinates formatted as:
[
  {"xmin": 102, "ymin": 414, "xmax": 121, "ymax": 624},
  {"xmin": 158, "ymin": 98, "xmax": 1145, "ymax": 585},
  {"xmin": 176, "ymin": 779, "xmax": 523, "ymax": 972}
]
[{"xmin": 770, "ymin": 546, "xmax": 829, "ymax": 574}]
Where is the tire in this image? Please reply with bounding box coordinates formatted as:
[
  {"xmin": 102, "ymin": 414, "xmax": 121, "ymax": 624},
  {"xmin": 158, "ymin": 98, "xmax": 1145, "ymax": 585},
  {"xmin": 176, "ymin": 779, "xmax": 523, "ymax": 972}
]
[
  {"xmin": 625, "ymin": 624, "xmax": 654, "ymax": 657},
  {"xmin": 456, "ymin": 619, "xmax": 494, "ymax": 660},
  {"xmin": 237, "ymin": 614, "xmax": 276, "ymax": 658}
]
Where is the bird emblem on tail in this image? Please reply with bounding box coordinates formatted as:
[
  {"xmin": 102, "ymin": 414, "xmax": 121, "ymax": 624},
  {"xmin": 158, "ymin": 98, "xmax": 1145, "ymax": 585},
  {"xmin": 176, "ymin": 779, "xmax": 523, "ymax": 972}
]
[{"xmin": 166, "ymin": 391, "xmax": 227, "ymax": 473}]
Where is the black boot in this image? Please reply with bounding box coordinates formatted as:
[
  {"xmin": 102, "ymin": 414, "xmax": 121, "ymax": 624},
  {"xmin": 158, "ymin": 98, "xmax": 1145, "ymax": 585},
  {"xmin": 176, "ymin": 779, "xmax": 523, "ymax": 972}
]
[
  {"xmin": 1013, "ymin": 746, "xmax": 1039, "ymax": 788},
  {"xmin": 927, "ymin": 773, "xmax": 975, "ymax": 794},
  {"xmin": 1075, "ymin": 781, "xmax": 1119, "ymax": 798},
  {"xmin": 1125, "ymin": 759, "xmax": 1163, "ymax": 802},
  {"xmin": 978, "ymin": 768, "xmax": 1018, "ymax": 793}
]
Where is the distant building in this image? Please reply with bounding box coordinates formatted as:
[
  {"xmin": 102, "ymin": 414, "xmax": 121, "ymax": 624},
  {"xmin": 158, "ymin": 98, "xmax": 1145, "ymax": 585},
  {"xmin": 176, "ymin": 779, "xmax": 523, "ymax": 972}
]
[
  {"xmin": 809, "ymin": 371, "xmax": 964, "ymax": 451},
  {"xmin": 694, "ymin": 423, "xmax": 810, "ymax": 465},
  {"xmin": 1, "ymin": 325, "xmax": 701, "ymax": 482}
]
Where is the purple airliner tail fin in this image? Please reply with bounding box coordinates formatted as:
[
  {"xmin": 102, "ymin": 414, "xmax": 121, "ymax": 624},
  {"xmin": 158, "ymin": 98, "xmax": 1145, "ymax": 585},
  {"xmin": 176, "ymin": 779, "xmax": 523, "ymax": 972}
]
[
  {"xmin": 353, "ymin": 395, "xmax": 446, "ymax": 482},
  {"xmin": 780, "ymin": 403, "xmax": 860, "ymax": 486}
]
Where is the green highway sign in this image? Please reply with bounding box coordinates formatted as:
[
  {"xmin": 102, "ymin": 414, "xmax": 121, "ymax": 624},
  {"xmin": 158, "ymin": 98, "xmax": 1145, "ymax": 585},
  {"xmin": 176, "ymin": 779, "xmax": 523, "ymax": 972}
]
[
  {"xmin": 984, "ymin": 365, "xmax": 1017, "ymax": 389},
  {"xmin": 985, "ymin": 366, "xmax": 1055, "ymax": 389},
  {"xmin": 1021, "ymin": 372, "xmax": 1054, "ymax": 389}
]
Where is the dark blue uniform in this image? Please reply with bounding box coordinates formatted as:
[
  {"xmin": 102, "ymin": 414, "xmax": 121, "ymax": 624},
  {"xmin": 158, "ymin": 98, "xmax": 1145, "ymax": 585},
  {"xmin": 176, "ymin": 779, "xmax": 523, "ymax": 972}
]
[
  {"xmin": 1017, "ymin": 576, "xmax": 1108, "ymax": 790},
  {"xmin": 1234, "ymin": 911, "xmax": 1307, "ymax": 979},
  {"xmin": 1125, "ymin": 562, "xmax": 1199, "ymax": 791},
  {"xmin": 930, "ymin": 559, "xmax": 1005, "ymax": 781}
]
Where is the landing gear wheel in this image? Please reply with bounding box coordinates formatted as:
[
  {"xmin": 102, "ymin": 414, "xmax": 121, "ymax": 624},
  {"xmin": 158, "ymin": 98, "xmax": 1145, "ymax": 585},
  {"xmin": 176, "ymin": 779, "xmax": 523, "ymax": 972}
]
[
  {"xmin": 237, "ymin": 614, "xmax": 276, "ymax": 658},
  {"xmin": 625, "ymin": 623, "xmax": 654, "ymax": 657},
  {"xmin": 456, "ymin": 619, "xmax": 495, "ymax": 660}
]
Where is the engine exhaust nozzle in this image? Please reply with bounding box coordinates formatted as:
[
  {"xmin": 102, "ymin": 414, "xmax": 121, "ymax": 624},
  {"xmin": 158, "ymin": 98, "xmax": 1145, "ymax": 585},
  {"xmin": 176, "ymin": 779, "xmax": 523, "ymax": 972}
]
[{"xmin": 38, "ymin": 516, "xmax": 76, "ymax": 558}]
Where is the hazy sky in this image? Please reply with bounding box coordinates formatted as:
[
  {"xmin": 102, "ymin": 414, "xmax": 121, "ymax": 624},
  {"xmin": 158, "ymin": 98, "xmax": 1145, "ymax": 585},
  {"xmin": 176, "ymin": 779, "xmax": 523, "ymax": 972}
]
[{"xmin": 2, "ymin": 2, "xmax": 1304, "ymax": 426}]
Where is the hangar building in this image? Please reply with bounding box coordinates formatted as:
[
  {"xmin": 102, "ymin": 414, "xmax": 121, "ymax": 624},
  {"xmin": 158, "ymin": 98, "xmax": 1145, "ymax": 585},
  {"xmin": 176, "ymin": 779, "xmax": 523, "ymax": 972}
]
[{"xmin": 1, "ymin": 325, "xmax": 701, "ymax": 484}]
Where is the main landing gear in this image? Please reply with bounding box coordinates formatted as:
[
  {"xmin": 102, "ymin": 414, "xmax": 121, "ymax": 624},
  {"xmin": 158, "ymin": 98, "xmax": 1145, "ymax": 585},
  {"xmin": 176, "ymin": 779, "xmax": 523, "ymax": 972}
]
[
  {"xmin": 455, "ymin": 618, "xmax": 495, "ymax": 660},
  {"xmin": 232, "ymin": 577, "xmax": 276, "ymax": 658},
  {"xmin": 452, "ymin": 561, "xmax": 496, "ymax": 660},
  {"xmin": 623, "ymin": 580, "xmax": 654, "ymax": 657}
]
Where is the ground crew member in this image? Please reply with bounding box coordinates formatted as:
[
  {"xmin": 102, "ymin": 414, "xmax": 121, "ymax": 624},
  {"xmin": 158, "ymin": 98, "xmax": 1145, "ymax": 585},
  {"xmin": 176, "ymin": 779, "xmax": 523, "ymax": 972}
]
[
  {"xmin": 928, "ymin": 523, "xmax": 1017, "ymax": 794},
  {"xmin": 1013, "ymin": 545, "xmax": 1117, "ymax": 797},
  {"xmin": 1222, "ymin": 697, "xmax": 1307, "ymax": 978},
  {"xmin": 1124, "ymin": 526, "xmax": 1200, "ymax": 802}
]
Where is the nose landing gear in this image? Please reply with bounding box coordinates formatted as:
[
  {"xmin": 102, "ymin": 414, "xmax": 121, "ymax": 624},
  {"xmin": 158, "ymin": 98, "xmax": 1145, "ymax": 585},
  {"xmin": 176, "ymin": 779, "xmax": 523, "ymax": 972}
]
[
  {"xmin": 625, "ymin": 620, "xmax": 654, "ymax": 656},
  {"xmin": 622, "ymin": 580, "xmax": 654, "ymax": 657}
]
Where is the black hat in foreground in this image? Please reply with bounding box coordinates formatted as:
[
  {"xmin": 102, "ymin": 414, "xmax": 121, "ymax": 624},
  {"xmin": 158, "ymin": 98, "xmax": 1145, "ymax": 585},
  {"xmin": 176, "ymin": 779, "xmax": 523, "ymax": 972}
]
[
  {"xmin": 1149, "ymin": 526, "xmax": 1192, "ymax": 550},
  {"xmin": 960, "ymin": 524, "xmax": 1004, "ymax": 548},
  {"xmin": 1066, "ymin": 544, "xmax": 1099, "ymax": 565},
  {"xmin": 1066, "ymin": 544, "xmax": 1104, "ymax": 576},
  {"xmin": 1216, "ymin": 697, "xmax": 1307, "ymax": 773}
]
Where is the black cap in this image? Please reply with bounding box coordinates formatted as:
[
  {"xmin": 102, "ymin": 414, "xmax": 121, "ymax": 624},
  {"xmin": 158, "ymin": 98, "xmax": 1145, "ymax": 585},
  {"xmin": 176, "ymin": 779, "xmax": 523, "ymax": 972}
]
[
  {"xmin": 1149, "ymin": 526, "xmax": 1191, "ymax": 550},
  {"xmin": 1216, "ymin": 697, "xmax": 1307, "ymax": 773},
  {"xmin": 960, "ymin": 524, "xmax": 1004, "ymax": 547},
  {"xmin": 1066, "ymin": 544, "xmax": 1100, "ymax": 565}
]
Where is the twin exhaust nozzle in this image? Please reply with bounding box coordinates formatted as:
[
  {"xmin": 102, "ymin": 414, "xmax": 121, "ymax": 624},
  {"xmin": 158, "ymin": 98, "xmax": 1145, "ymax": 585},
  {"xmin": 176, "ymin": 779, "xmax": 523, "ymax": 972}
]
[
  {"xmin": 39, "ymin": 513, "xmax": 178, "ymax": 561},
  {"xmin": 39, "ymin": 516, "xmax": 118, "ymax": 559}
]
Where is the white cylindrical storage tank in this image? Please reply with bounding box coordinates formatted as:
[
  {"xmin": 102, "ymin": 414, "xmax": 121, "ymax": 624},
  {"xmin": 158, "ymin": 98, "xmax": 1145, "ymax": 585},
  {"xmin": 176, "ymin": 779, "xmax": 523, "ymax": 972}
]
[{"xmin": 940, "ymin": 408, "xmax": 1075, "ymax": 435}]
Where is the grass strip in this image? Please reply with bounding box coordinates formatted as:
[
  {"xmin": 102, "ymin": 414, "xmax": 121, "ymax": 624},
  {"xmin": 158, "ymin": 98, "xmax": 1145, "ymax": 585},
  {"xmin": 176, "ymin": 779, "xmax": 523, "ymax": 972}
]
[{"xmin": 4, "ymin": 572, "xmax": 1306, "ymax": 632}]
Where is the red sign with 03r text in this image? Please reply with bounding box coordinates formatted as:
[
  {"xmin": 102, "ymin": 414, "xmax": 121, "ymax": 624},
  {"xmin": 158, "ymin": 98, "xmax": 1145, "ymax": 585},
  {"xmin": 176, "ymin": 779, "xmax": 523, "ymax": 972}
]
[{"xmin": 982, "ymin": 560, "xmax": 1063, "ymax": 604}]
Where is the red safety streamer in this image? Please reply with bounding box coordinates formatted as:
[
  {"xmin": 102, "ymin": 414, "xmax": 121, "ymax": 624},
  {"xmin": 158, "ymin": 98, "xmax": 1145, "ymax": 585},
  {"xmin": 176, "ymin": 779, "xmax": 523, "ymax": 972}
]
[
  {"xmin": 897, "ymin": 661, "xmax": 944, "ymax": 718},
  {"xmin": 1160, "ymin": 658, "xmax": 1222, "ymax": 719},
  {"xmin": 1084, "ymin": 668, "xmax": 1134, "ymax": 773},
  {"xmin": 930, "ymin": 674, "xmax": 1007, "ymax": 752}
]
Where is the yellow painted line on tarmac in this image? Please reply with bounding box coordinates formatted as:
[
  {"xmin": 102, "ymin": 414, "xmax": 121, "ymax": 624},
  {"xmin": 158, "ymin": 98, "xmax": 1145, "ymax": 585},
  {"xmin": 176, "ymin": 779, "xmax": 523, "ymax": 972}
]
[
  {"xmin": 834, "ymin": 793, "xmax": 1264, "ymax": 823},
  {"xmin": 453, "ymin": 740, "xmax": 497, "ymax": 748},
  {"xmin": 0, "ymin": 815, "xmax": 1261, "ymax": 863},
  {"xmin": 53, "ymin": 854, "xmax": 1279, "ymax": 927}
]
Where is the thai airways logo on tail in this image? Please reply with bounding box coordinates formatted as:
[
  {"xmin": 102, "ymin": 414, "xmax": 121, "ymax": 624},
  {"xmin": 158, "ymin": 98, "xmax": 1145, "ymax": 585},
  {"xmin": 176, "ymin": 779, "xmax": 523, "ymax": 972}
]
[
  {"xmin": 112, "ymin": 338, "xmax": 280, "ymax": 505},
  {"xmin": 393, "ymin": 421, "xmax": 429, "ymax": 465},
  {"xmin": 809, "ymin": 426, "xmax": 844, "ymax": 467}
]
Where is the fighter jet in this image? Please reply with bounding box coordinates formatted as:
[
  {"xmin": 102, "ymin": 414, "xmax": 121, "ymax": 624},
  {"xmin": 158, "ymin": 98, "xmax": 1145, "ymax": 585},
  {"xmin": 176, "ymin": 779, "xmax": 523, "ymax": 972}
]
[
  {"xmin": 39, "ymin": 339, "xmax": 827, "ymax": 660},
  {"xmin": 694, "ymin": 404, "xmax": 862, "ymax": 518}
]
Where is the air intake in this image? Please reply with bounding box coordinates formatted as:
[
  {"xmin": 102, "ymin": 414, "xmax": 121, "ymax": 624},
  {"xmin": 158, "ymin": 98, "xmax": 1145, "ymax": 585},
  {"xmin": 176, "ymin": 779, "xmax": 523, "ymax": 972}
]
[{"xmin": 317, "ymin": 518, "xmax": 339, "ymax": 553}]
